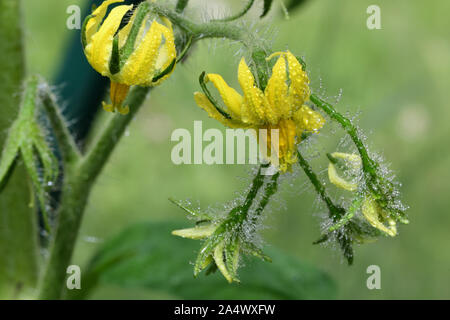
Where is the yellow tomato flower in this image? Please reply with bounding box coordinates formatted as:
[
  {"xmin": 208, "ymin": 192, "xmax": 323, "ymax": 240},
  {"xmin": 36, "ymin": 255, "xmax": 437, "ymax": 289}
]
[
  {"xmin": 194, "ymin": 51, "xmax": 325, "ymax": 172},
  {"xmin": 82, "ymin": 0, "xmax": 176, "ymax": 114}
]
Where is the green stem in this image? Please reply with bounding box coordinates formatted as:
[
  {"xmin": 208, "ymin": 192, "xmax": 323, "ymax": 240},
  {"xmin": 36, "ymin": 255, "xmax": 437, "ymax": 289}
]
[
  {"xmin": 0, "ymin": 0, "xmax": 41, "ymax": 299},
  {"xmin": 79, "ymin": 86, "xmax": 150, "ymax": 182},
  {"xmin": 148, "ymin": 2, "xmax": 269, "ymax": 52},
  {"xmin": 37, "ymin": 86, "xmax": 150, "ymax": 299},
  {"xmin": 297, "ymin": 150, "xmax": 344, "ymax": 220},
  {"xmin": 228, "ymin": 165, "xmax": 280, "ymax": 228},
  {"xmin": 310, "ymin": 94, "xmax": 378, "ymax": 182},
  {"xmin": 252, "ymin": 171, "xmax": 280, "ymax": 220},
  {"xmin": 241, "ymin": 165, "xmax": 267, "ymax": 212}
]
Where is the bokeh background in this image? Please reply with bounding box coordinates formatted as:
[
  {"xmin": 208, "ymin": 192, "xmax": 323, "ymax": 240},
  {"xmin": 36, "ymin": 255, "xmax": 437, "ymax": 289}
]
[{"xmin": 23, "ymin": 0, "xmax": 450, "ymax": 299}]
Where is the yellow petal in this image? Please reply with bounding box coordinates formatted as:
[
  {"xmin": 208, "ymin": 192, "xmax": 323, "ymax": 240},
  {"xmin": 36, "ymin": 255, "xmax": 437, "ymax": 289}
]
[
  {"xmin": 327, "ymin": 152, "xmax": 361, "ymax": 191},
  {"xmin": 328, "ymin": 162, "xmax": 358, "ymax": 191},
  {"xmin": 205, "ymin": 74, "xmax": 243, "ymax": 118},
  {"xmin": 293, "ymin": 105, "xmax": 325, "ymax": 134},
  {"xmin": 85, "ymin": 4, "xmax": 133, "ymax": 76},
  {"xmin": 152, "ymin": 18, "xmax": 177, "ymax": 85},
  {"xmin": 213, "ymin": 242, "xmax": 233, "ymax": 283},
  {"xmin": 277, "ymin": 119, "xmax": 298, "ymax": 172},
  {"xmin": 265, "ymin": 55, "xmax": 289, "ymax": 123},
  {"xmin": 286, "ymin": 51, "xmax": 310, "ymax": 107},
  {"xmin": 238, "ymin": 58, "xmax": 267, "ymax": 124},
  {"xmin": 85, "ymin": 0, "xmax": 124, "ymax": 45},
  {"xmin": 331, "ymin": 152, "xmax": 362, "ymax": 169},
  {"xmin": 262, "ymin": 119, "xmax": 297, "ymax": 172},
  {"xmin": 193, "ymin": 92, "xmax": 243, "ymax": 128},
  {"xmin": 362, "ymin": 197, "xmax": 397, "ymax": 237},
  {"xmin": 118, "ymin": 20, "xmax": 164, "ymax": 85},
  {"xmin": 171, "ymin": 224, "xmax": 217, "ymax": 240}
]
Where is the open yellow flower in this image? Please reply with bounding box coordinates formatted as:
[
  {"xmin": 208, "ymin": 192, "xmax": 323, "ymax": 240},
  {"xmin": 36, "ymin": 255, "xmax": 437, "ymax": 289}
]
[
  {"xmin": 194, "ymin": 51, "xmax": 325, "ymax": 172},
  {"xmin": 82, "ymin": 0, "xmax": 176, "ymax": 114}
]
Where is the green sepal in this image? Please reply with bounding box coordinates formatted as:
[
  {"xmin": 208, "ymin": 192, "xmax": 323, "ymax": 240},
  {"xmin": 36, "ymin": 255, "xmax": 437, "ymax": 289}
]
[
  {"xmin": 119, "ymin": 2, "xmax": 150, "ymax": 69},
  {"xmin": 251, "ymin": 50, "xmax": 269, "ymax": 90},
  {"xmin": 338, "ymin": 230, "xmax": 354, "ymax": 265},
  {"xmin": 194, "ymin": 235, "xmax": 222, "ymax": 276},
  {"xmin": 199, "ymin": 71, "xmax": 232, "ymax": 120},
  {"xmin": 81, "ymin": 14, "xmax": 95, "ymax": 50},
  {"xmin": 225, "ymin": 236, "xmax": 240, "ymax": 282},
  {"xmin": 176, "ymin": 35, "xmax": 193, "ymax": 64},
  {"xmin": 245, "ymin": 242, "xmax": 272, "ymax": 263},
  {"xmin": 152, "ymin": 58, "xmax": 176, "ymax": 83},
  {"xmin": 169, "ymin": 197, "xmax": 212, "ymax": 221},
  {"xmin": 204, "ymin": 261, "xmax": 218, "ymax": 276},
  {"xmin": 261, "ymin": 0, "xmax": 273, "ymax": 17},
  {"xmin": 109, "ymin": 35, "xmax": 121, "ymax": 75},
  {"xmin": 296, "ymin": 55, "xmax": 307, "ymax": 71},
  {"xmin": 313, "ymin": 233, "xmax": 329, "ymax": 245}
]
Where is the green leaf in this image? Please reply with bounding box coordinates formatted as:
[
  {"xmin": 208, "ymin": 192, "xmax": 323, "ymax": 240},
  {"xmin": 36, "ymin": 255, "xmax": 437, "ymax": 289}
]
[
  {"xmin": 0, "ymin": 0, "xmax": 40, "ymax": 299},
  {"xmin": 68, "ymin": 222, "xmax": 336, "ymax": 300}
]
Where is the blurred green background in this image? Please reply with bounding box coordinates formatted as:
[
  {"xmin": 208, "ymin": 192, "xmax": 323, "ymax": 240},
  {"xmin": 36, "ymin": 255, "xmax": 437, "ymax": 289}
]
[{"xmin": 23, "ymin": 0, "xmax": 450, "ymax": 299}]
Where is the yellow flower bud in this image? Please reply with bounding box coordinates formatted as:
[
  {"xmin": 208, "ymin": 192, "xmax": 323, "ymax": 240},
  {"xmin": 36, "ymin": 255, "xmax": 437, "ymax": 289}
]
[
  {"xmin": 327, "ymin": 152, "xmax": 362, "ymax": 191},
  {"xmin": 82, "ymin": 0, "xmax": 177, "ymax": 114},
  {"xmin": 362, "ymin": 196, "xmax": 397, "ymax": 237}
]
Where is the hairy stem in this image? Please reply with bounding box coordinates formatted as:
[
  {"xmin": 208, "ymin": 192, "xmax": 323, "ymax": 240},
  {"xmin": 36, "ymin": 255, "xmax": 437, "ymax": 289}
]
[
  {"xmin": 37, "ymin": 86, "xmax": 150, "ymax": 299},
  {"xmin": 252, "ymin": 171, "xmax": 280, "ymax": 221},
  {"xmin": 212, "ymin": 0, "xmax": 256, "ymax": 22},
  {"xmin": 310, "ymin": 94, "xmax": 378, "ymax": 183},
  {"xmin": 148, "ymin": 2, "xmax": 269, "ymax": 52},
  {"xmin": 297, "ymin": 150, "xmax": 344, "ymax": 220},
  {"xmin": 79, "ymin": 86, "xmax": 150, "ymax": 182},
  {"xmin": 0, "ymin": 0, "xmax": 41, "ymax": 299},
  {"xmin": 227, "ymin": 165, "xmax": 280, "ymax": 229}
]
